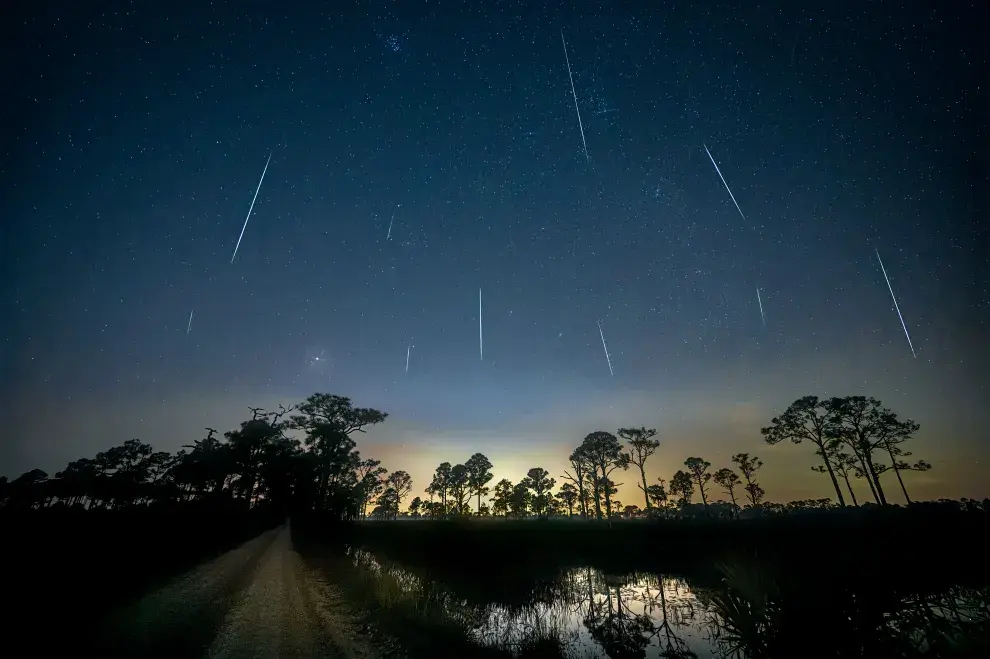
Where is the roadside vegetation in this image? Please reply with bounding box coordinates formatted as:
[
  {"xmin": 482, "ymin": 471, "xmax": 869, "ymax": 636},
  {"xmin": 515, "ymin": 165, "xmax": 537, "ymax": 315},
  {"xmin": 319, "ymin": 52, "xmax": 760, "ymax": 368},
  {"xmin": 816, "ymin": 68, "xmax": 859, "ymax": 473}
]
[{"xmin": 4, "ymin": 390, "xmax": 988, "ymax": 657}]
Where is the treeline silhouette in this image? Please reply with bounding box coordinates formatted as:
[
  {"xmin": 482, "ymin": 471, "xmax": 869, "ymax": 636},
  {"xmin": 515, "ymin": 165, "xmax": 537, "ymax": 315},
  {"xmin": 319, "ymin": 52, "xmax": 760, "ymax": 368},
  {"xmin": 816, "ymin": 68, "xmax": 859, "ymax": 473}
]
[
  {"xmin": 388, "ymin": 394, "xmax": 943, "ymax": 521},
  {"xmin": 4, "ymin": 390, "xmax": 987, "ymax": 656},
  {"xmin": 0, "ymin": 392, "xmax": 974, "ymax": 522},
  {"xmin": 1, "ymin": 393, "xmax": 395, "ymax": 519},
  {"xmin": 2, "ymin": 393, "xmax": 392, "ymax": 654}
]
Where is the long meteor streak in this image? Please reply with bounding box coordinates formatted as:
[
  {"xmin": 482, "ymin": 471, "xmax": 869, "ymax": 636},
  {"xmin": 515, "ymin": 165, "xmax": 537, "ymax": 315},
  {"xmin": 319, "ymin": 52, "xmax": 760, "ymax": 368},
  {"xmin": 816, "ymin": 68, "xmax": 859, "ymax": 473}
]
[
  {"xmin": 703, "ymin": 144, "xmax": 746, "ymax": 222},
  {"xmin": 875, "ymin": 249, "xmax": 917, "ymax": 358},
  {"xmin": 186, "ymin": 309, "xmax": 194, "ymax": 335},
  {"xmin": 387, "ymin": 209, "xmax": 395, "ymax": 241},
  {"xmin": 561, "ymin": 30, "xmax": 590, "ymax": 163},
  {"xmin": 479, "ymin": 287, "xmax": 484, "ymax": 361},
  {"xmin": 597, "ymin": 320, "xmax": 614, "ymax": 376},
  {"xmin": 406, "ymin": 344, "xmax": 411, "ymax": 374},
  {"xmin": 231, "ymin": 151, "xmax": 273, "ymax": 264},
  {"xmin": 756, "ymin": 288, "xmax": 766, "ymax": 328}
]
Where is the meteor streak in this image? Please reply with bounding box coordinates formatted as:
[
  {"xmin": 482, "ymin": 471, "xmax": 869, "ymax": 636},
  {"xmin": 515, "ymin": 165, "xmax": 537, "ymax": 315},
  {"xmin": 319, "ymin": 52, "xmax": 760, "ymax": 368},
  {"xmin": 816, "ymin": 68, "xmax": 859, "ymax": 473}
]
[
  {"xmin": 875, "ymin": 249, "xmax": 917, "ymax": 359},
  {"xmin": 386, "ymin": 209, "xmax": 395, "ymax": 241},
  {"xmin": 479, "ymin": 287, "xmax": 484, "ymax": 361},
  {"xmin": 597, "ymin": 320, "xmax": 614, "ymax": 376},
  {"xmin": 231, "ymin": 151, "xmax": 273, "ymax": 264},
  {"xmin": 405, "ymin": 344, "xmax": 411, "ymax": 374},
  {"xmin": 703, "ymin": 144, "xmax": 746, "ymax": 222},
  {"xmin": 560, "ymin": 30, "xmax": 590, "ymax": 163},
  {"xmin": 756, "ymin": 288, "xmax": 766, "ymax": 328},
  {"xmin": 186, "ymin": 309, "xmax": 194, "ymax": 335}
]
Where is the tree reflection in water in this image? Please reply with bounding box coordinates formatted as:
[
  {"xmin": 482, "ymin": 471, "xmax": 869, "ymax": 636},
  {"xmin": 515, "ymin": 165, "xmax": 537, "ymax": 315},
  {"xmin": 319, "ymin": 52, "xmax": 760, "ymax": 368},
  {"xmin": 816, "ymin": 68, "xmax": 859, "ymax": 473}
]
[
  {"xmin": 634, "ymin": 574, "xmax": 700, "ymax": 659},
  {"xmin": 701, "ymin": 558, "xmax": 990, "ymax": 659},
  {"xmin": 347, "ymin": 548, "xmax": 990, "ymax": 658},
  {"xmin": 582, "ymin": 573, "xmax": 658, "ymax": 659},
  {"xmin": 482, "ymin": 567, "xmax": 706, "ymax": 658}
]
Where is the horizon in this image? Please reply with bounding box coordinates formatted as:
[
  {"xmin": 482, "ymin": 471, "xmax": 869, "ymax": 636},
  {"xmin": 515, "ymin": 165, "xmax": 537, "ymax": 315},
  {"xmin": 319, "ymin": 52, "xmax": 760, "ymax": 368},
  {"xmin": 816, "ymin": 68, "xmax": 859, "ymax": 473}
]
[
  {"xmin": 2, "ymin": 2, "xmax": 987, "ymax": 502},
  {"xmin": 6, "ymin": 386, "xmax": 987, "ymax": 509}
]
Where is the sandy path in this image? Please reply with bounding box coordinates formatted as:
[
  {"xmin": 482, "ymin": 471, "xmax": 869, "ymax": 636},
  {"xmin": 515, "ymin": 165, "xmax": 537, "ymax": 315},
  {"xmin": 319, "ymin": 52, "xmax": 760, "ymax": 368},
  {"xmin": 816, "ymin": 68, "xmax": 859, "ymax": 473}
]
[
  {"xmin": 101, "ymin": 523, "xmax": 383, "ymax": 658},
  {"xmin": 207, "ymin": 522, "xmax": 380, "ymax": 659}
]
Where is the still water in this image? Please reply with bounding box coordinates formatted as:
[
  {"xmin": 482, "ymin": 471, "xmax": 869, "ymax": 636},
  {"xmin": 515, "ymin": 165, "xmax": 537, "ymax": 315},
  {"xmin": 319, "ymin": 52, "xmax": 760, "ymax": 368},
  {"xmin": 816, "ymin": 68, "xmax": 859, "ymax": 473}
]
[
  {"xmin": 475, "ymin": 569, "xmax": 713, "ymax": 658},
  {"xmin": 348, "ymin": 548, "xmax": 989, "ymax": 658}
]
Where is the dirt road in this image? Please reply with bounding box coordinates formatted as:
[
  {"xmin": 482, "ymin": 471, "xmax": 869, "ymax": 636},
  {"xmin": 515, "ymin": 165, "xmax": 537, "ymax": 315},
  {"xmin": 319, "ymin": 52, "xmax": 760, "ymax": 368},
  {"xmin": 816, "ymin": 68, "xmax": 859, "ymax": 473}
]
[{"xmin": 99, "ymin": 522, "xmax": 385, "ymax": 658}]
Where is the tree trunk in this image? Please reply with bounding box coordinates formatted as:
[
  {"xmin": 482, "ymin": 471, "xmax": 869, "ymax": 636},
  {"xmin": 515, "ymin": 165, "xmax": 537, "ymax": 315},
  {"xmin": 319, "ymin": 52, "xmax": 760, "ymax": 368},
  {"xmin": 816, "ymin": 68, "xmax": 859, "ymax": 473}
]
[
  {"xmin": 728, "ymin": 489, "xmax": 739, "ymax": 519},
  {"xmin": 886, "ymin": 447, "xmax": 912, "ymax": 504},
  {"xmin": 572, "ymin": 471, "xmax": 587, "ymax": 519},
  {"xmin": 591, "ymin": 467, "xmax": 603, "ymax": 520},
  {"xmin": 846, "ymin": 435, "xmax": 886, "ymax": 505},
  {"xmin": 862, "ymin": 452, "xmax": 888, "ymax": 505},
  {"xmin": 638, "ymin": 465, "xmax": 651, "ymax": 511},
  {"xmin": 862, "ymin": 467, "xmax": 880, "ymax": 503},
  {"xmin": 815, "ymin": 443, "xmax": 847, "ymax": 506},
  {"xmin": 741, "ymin": 473, "xmax": 757, "ymax": 509},
  {"xmin": 847, "ymin": 443, "xmax": 880, "ymax": 503},
  {"xmin": 697, "ymin": 479, "xmax": 709, "ymax": 517},
  {"xmin": 842, "ymin": 474, "xmax": 859, "ymax": 506}
]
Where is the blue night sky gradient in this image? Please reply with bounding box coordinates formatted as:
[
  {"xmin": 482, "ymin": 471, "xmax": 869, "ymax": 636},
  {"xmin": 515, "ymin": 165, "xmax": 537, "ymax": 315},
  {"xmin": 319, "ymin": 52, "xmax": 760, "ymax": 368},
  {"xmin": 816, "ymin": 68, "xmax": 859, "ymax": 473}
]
[{"xmin": 2, "ymin": 1, "xmax": 988, "ymax": 502}]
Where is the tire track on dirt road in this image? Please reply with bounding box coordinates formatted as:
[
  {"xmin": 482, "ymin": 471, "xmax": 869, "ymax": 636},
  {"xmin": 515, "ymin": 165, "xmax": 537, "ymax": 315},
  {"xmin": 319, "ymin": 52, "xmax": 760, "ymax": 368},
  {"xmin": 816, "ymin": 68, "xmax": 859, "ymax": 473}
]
[{"xmin": 99, "ymin": 522, "xmax": 386, "ymax": 658}]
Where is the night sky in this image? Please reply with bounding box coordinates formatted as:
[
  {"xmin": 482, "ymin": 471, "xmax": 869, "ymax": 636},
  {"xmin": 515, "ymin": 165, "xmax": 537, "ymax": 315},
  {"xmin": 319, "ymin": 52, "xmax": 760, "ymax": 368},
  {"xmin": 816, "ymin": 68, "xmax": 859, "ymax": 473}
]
[{"xmin": 3, "ymin": 2, "xmax": 988, "ymax": 504}]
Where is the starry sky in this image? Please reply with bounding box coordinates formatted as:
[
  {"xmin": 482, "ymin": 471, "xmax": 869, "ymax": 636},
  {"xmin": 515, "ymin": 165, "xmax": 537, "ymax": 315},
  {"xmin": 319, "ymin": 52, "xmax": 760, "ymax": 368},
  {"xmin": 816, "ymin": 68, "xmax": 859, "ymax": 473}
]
[{"xmin": 3, "ymin": 1, "xmax": 988, "ymax": 504}]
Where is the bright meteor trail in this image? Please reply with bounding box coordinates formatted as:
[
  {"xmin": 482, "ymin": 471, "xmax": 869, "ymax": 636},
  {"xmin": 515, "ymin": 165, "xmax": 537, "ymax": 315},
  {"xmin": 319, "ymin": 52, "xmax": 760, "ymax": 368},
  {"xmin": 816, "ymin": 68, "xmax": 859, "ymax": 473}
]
[
  {"xmin": 230, "ymin": 151, "xmax": 272, "ymax": 264},
  {"xmin": 186, "ymin": 309, "xmax": 194, "ymax": 335},
  {"xmin": 597, "ymin": 320, "xmax": 614, "ymax": 376},
  {"xmin": 875, "ymin": 248, "xmax": 917, "ymax": 359},
  {"xmin": 703, "ymin": 143, "xmax": 746, "ymax": 222},
  {"xmin": 479, "ymin": 287, "xmax": 484, "ymax": 361},
  {"xmin": 756, "ymin": 288, "xmax": 766, "ymax": 328},
  {"xmin": 387, "ymin": 205, "xmax": 398, "ymax": 241},
  {"xmin": 561, "ymin": 30, "xmax": 590, "ymax": 163}
]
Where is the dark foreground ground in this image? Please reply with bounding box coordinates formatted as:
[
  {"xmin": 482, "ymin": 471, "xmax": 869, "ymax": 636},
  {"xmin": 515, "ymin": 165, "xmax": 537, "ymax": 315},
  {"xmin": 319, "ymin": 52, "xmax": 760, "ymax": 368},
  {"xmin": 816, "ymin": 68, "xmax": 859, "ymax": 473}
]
[
  {"xmin": 4, "ymin": 511, "xmax": 390, "ymax": 658},
  {"xmin": 296, "ymin": 507, "xmax": 990, "ymax": 659},
  {"xmin": 3, "ymin": 508, "xmax": 281, "ymax": 653},
  {"xmin": 346, "ymin": 504, "xmax": 990, "ymax": 580},
  {"xmin": 97, "ymin": 522, "xmax": 386, "ymax": 658},
  {"xmin": 4, "ymin": 506, "xmax": 989, "ymax": 658}
]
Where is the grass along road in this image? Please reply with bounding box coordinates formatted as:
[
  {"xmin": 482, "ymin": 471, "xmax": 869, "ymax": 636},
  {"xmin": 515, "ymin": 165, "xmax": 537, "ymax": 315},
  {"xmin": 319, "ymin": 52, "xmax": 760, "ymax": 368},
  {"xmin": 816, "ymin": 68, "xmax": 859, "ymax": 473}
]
[{"xmin": 99, "ymin": 522, "xmax": 387, "ymax": 659}]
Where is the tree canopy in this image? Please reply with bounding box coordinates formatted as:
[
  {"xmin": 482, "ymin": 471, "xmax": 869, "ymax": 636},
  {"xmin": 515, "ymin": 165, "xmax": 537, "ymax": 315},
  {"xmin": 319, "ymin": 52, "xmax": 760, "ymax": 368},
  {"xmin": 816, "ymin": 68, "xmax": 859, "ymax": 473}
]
[{"xmin": 2, "ymin": 391, "xmax": 939, "ymax": 520}]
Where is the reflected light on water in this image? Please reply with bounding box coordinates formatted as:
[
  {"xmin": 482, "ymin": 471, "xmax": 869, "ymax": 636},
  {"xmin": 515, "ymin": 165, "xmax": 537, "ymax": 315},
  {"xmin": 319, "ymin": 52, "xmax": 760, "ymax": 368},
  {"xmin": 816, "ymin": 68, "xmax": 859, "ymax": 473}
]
[
  {"xmin": 473, "ymin": 569, "xmax": 713, "ymax": 659},
  {"xmin": 346, "ymin": 547, "xmax": 990, "ymax": 658},
  {"xmin": 350, "ymin": 548, "xmax": 714, "ymax": 658}
]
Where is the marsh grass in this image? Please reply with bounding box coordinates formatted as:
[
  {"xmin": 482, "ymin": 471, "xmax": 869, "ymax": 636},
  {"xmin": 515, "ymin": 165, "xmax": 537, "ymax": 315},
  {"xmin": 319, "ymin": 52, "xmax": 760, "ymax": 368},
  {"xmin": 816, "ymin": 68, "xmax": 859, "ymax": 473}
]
[
  {"xmin": 294, "ymin": 507, "xmax": 990, "ymax": 658},
  {"xmin": 701, "ymin": 555, "xmax": 990, "ymax": 658},
  {"xmin": 293, "ymin": 530, "xmax": 571, "ymax": 659},
  {"xmin": 350, "ymin": 508, "xmax": 990, "ymax": 580}
]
